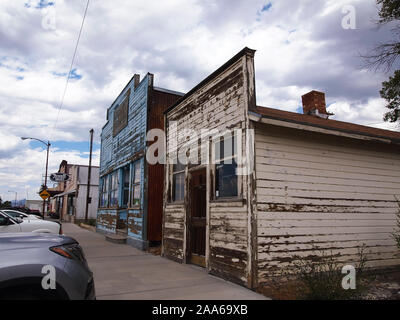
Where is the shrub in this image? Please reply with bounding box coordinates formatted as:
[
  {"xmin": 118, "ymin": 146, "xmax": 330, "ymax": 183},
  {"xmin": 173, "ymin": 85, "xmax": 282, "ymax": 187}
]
[{"xmin": 290, "ymin": 245, "xmax": 368, "ymax": 300}]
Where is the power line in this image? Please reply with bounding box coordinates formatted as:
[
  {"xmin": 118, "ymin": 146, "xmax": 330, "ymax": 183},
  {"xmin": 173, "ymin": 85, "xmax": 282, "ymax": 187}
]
[{"xmin": 50, "ymin": 0, "xmax": 90, "ymax": 141}]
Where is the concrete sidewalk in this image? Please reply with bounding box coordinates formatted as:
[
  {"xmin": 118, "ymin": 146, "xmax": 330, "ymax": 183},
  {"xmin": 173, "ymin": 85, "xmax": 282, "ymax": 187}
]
[{"xmin": 63, "ymin": 223, "xmax": 268, "ymax": 300}]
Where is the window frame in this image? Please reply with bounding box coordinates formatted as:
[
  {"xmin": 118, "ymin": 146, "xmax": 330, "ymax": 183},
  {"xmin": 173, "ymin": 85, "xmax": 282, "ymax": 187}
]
[
  {"xmin": 171, "ymin": 161, "xmax": 185, "ymax": 203},
  {"xmin": 109, "ymin": 171, "xmax": 119, "ymax": 208},
  {"xmin": 121, "ymin": 165, "xmax": 130, "ymax": 208},
  {"xmin": 213, "ymin": 132, "xmax": 240, "ymax": 200},
  {"xmin": 100, "ymin": 175, "xmax": 109, "ymax": 208},
  {"xmin": 131, "ymin": 160, "xmax": 141, "ymax": 207}
]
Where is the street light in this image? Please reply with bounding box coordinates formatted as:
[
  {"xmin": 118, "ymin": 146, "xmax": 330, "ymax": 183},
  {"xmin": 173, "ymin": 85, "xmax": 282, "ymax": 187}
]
[
  {"xmin": 21, "ymin": 137, "xmax": 51, "ymax": 219},
  {"xmin": 8, "ymin": 190, "xmax": 17, "ymax": 206}
]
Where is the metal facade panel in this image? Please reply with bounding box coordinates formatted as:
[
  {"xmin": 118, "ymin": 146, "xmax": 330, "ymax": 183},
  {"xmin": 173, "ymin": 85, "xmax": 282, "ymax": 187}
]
[{"xmin": 147, "ymin": 88, "xmax": 183, "ymax": 242}]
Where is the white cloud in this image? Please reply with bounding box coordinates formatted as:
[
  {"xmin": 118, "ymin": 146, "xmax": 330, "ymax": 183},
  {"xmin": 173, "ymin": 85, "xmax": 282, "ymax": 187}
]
[{"xmin": 0, "ymin": 0, "xmax": 398, "ymax": 201}]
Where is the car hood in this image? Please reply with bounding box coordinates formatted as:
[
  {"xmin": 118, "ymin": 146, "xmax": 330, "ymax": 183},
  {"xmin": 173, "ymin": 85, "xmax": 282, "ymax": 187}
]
[
  {"xmin": 20, "ymin": 219, "xmax": 59, "ymax": 226},
  {"xmin": 0, "ymin": 233, "xmax": 77, "ymax": 251}
]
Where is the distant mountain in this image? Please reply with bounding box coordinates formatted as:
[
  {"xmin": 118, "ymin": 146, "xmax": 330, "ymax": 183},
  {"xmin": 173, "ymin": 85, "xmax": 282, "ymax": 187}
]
[{"xmin": 11, "ymin": 199, "xmax": 26, "ymax": 207}]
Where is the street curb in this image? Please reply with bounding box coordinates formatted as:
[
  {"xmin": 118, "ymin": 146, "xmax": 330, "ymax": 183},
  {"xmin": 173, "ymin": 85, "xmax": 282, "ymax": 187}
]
[{"xmin": 79, "ymin": 223, "xmax": 96, "ymax": 232}]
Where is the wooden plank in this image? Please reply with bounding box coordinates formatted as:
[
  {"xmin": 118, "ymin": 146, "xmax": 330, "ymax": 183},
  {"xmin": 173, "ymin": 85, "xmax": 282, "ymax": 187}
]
[
  {"xmin": 257, "ymin": 186, "xmax": 397, "ymax": 201},
  {"xmin": 258, "ymin": 219, "xmax": 396, "ymax": 228},
  {"xmin": 258, "ymin": 226, "xmax": 396, "ymax": 236},
  {"xmin": 256, "ymin": 163, "xmax": 400, "ymax": 184},
  {"xmin": 256, "ymin": 153, "xmax": 400, "ymax": 178},
  {"xmin": 257, "ymin": 258, "xmax": 400, "ymax": 278},
  {"xmin": 258, "ymin": 250, "xmax": 400, "ymax": 265},
  {"xmin": 210, "ymin": 232, "xmax": 247, "ymax": 244},
  {"xmin": 258, "ymin": 232, "xmax": 395, "ymax": 244},
  {"xmin": 257, "ymin": 212, "xmax": 397, "ymax": 221},
  {"xmin": 210, "ymin": 219, "xmax": 248, "ymax": 228},
  {"xmin": 257, "ymin": 203, "xmax": 397, "ymax": 214},
  {"xmin": 259, "ymin": 239, "xmax": 396, "ymax": 251},
  {"xmin": 257, "ymin": 172, "xmax": 400, "ymax": 189},
  {"xmin": 256, "ymin": 180, "xmax": 400, "ymax": 195},
  {"xmin": 257, "ymin": 195, "xmax": 397, "ymax": 208},
  {"xmin": 255, "ymin": 129, "xmax": 400, "ymax": 163}
]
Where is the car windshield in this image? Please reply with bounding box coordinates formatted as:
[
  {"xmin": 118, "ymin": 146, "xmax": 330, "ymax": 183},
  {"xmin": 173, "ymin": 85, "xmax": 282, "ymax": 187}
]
[
  {"xmin": 0, "ymin": 211, "xmax": 23, "ymax": 224},
  {"xmin": 3, "ymin": 211, "xmax": 23, "ymax": 218}
]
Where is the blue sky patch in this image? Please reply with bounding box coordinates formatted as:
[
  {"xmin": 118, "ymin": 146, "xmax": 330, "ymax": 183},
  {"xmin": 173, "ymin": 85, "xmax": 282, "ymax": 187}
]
[
  {"xmin": 0, "ymin": 57, "xmax": 26, "ymax": 72},
  {"xmin": 257, "ymin": 2, "xmax": 272, "ymax": 20},
  {"xmin": 24, "ymin": 0, "xmax": 55, "ymax": 9},
  {"xmin": 261, "ymin": 3, "xmax": 272, "ymax": 12},
  {"xmin": 52, "ymin": 68, "xmax": 83, "ymax": 80},
  {"xmin": 29, "ymin": 140, "xmax": 100, "ymax": 156}
]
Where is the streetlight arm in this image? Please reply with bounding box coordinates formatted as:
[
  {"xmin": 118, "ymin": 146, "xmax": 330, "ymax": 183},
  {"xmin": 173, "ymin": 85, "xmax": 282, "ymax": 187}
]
[
  {"xmin": 21, "ymin": 136, "xmax": 51, "ymax": 219},
  {"xmin": 21, "ymin": 137, "xmax": 50, "ymax": 147}
]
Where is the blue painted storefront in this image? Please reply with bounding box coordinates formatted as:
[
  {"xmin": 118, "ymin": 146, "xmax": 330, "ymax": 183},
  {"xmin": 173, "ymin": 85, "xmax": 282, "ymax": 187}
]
[{"xmin": 97, "ymin": 74, "xmax": 149, "ymax": 249}]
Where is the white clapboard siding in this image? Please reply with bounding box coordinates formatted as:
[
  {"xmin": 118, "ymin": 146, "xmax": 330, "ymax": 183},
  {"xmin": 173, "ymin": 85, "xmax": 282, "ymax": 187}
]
[
  {"xmin": 257, "ymin": 180, "xmax": 400, "ymax": 196},
  {"xmin": 164, "ymin": 52, "xmax": 254, "ymax": 287},
  {"xmin": 255, "ymin": 123, "xmax": 400, "ymax": 281},
  {"xmin": 164, "ymin": 204, "xmax": 185, "ymax": 241},
  {"xmin": 255, "ymin": 132, "xmax": 400, "ymax": 163}
]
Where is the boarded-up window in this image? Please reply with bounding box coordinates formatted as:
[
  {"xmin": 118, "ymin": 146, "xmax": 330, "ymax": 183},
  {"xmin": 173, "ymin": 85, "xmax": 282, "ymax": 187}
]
[{"xmin": 113, "ymin": 90, "xmax": 130, "ymax": 136}]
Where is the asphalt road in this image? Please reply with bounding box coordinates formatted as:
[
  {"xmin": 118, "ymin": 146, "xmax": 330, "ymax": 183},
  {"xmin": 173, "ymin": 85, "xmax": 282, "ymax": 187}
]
[{"xmin": 63, "ymin": 223, "xmax": 268, "ymax": 300}]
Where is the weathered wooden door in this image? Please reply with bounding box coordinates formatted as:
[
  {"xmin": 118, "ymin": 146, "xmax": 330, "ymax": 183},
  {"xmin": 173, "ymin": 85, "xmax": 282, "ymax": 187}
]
[{"xmin": 189, "ymin": 168, "xmax": 207, "ymax": 267}]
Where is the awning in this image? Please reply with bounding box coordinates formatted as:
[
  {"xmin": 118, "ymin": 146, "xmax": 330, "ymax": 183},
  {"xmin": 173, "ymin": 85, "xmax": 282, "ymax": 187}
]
[{"xmin": 54, "ymin": 189, "xmax": 76, "ymax": 197}]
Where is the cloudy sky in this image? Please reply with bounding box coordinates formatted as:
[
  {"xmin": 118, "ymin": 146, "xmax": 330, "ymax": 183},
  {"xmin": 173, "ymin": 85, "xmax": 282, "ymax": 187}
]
[{"xmin": 0, "ymin": 0, "xmax": 398, "ymax": 202}]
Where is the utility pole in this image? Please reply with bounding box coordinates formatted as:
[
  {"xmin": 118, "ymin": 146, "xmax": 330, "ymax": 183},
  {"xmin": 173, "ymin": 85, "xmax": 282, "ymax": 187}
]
[
  {"xmin": 44, "ymin": 141, "xmax": 50, "ymax": 219},
  {"xmin": 85, "ymin": 129, "xmax": 94, "ymax": 222},
  {"xmin": 8, "ymin": 191, "xmax": 17, "ymax": 206},
  {"xmin": 21, "ymin": 137, "xmax": 50, "ymax": 219}
]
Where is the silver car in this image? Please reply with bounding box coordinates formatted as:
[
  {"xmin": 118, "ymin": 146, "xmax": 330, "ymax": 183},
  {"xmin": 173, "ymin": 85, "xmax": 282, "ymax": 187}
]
[
  {"xmin": 0, "ymin": 233, "xmax": 95, "ymax": 300},
  {"xmin": 0, "ymin": 211, "xmax": 61, "ymax": 234}
]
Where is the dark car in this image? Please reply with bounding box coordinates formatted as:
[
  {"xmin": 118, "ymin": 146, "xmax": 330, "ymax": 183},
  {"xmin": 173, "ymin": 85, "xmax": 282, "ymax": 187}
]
[
  {"xmin": 48, "ymin": 211, "xmax": 60, "ymax": 219},
  {"xmin": 0, "ymin": 233, "xmax": 95, "ymax": 300}
]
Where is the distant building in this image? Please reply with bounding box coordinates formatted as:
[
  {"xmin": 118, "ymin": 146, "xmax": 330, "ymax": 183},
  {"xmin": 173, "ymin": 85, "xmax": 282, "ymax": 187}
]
[
  {"xmin": 97, "ymin": 73, "xmax": 183, "ymax": 249},
  {"xmin": 25, "ymin": 200, "xmax": 42, "ymax": 212},
  {"xmin": 51, "ymin": 160, "xmax": 99, "ymax": 223}
]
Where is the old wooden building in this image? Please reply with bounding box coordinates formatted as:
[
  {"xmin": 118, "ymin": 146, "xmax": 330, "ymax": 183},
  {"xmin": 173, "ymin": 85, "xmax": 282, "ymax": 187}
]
[
  {"xmin": 51, "ymin": 160, "xmax": 99, "ymax": 223},
  {"xmin": 97, "ymin": 73, "xmax": 183, "ymax": 249},
  {"xmin": 162, "ymin": 47, "xmax": 400, "ymax": 289}
]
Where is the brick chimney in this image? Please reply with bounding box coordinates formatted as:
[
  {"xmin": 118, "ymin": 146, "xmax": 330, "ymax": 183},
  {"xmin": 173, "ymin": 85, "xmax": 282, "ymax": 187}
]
[{"xmin": 302, "ymin": 90, "xmax": 328, "ymax": 115}]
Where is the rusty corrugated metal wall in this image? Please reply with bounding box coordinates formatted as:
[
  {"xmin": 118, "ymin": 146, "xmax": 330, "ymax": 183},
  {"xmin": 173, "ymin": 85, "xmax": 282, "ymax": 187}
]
[{"xmin": 146, "ymin": 88, "xmax": 184, "ymax": 243}]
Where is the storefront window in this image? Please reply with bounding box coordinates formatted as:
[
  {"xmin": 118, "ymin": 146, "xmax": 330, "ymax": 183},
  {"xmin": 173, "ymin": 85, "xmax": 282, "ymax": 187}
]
[
  {"xmin": 215, "ymin": 133, "xmax": 238, "ymax": 198},
  {"xmin": 122, "ymin": 165, "xmax": 130, "ymax": 206},
  {"xmin": 110, "ymin": 171, "xmax": 119, "ymax": 207},
  {"xmin": 131, "ymin": 160, "xmax": 141, "ymax": 206},
  {"xmin": 172, "ymin": 162, "xmax": 185, "ymax": 202},
  {"xmin": 100, "ymin": 175, "xmax": 109, "ymax": 207}
]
